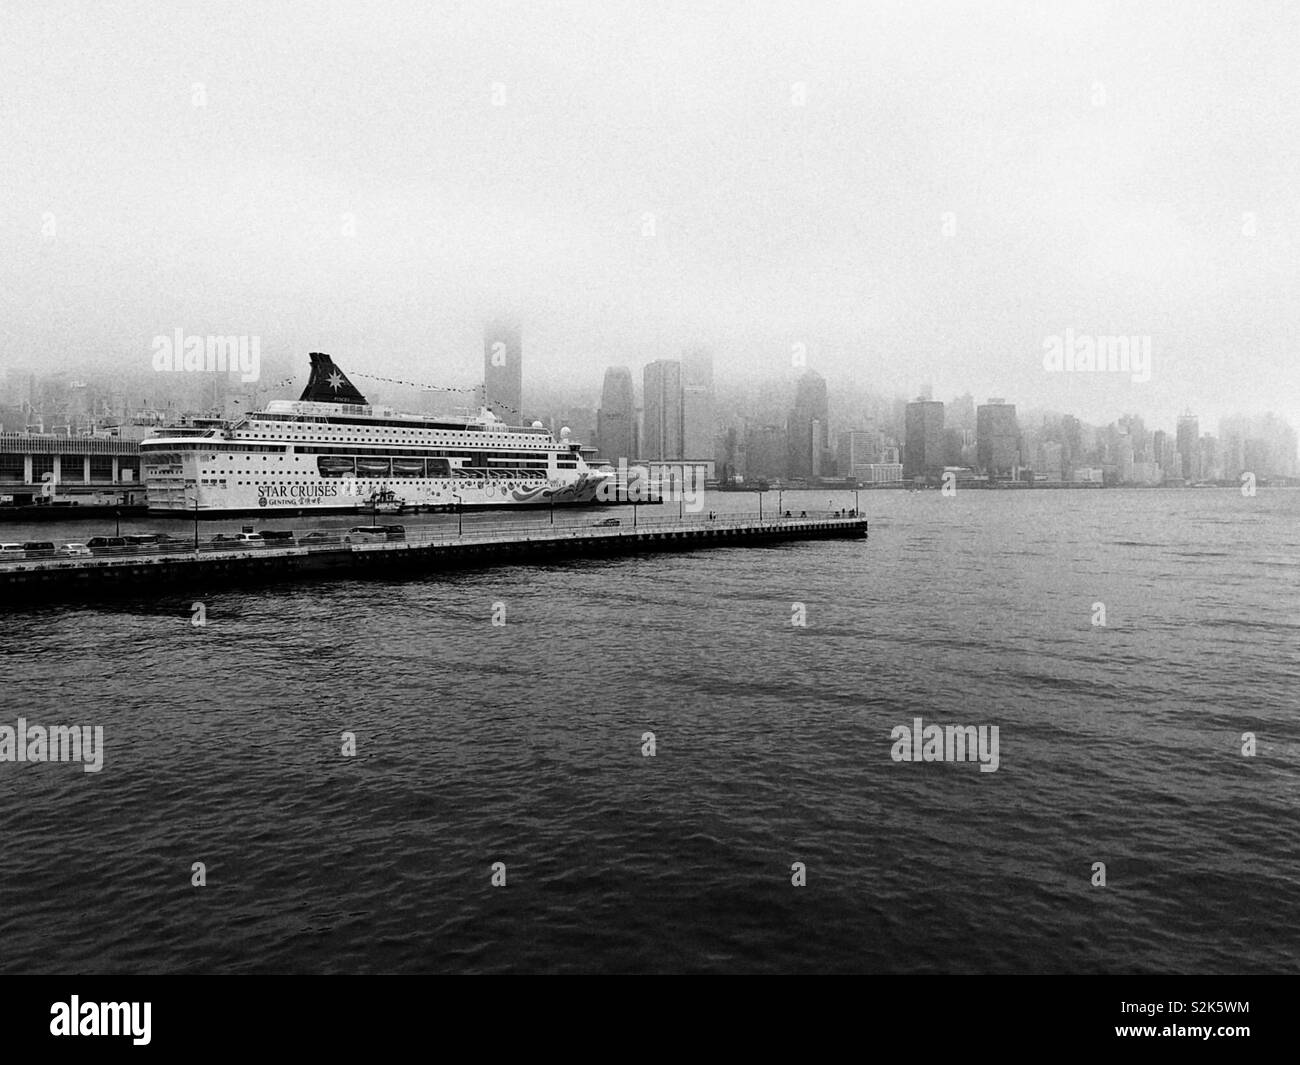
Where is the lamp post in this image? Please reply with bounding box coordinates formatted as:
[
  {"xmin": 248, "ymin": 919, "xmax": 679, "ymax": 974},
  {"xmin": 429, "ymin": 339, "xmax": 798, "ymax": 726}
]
[
  {"xmin": 453, "ymin": 494, "xmax": 463, "ymax": 536},
  {"xmin": 758, "ymin": 490, "xmax": 763, "ymax": 521},
  {"xmin": 192, "ymin": 484, "xmax": 199, "ymax": 550},
  {"xmin": 854, "ymin": 489, "xmax": 859, "ymax": 516},
  {"xmin": 778, "ymin": 488, "xmax": 783, "ymax": 518}
]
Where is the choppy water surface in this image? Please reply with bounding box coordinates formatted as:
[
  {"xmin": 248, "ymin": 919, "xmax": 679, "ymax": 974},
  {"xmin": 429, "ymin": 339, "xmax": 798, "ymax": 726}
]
[{"xmin": 1, "ymin": 489, "xmax": 1297, "ymax": 973}]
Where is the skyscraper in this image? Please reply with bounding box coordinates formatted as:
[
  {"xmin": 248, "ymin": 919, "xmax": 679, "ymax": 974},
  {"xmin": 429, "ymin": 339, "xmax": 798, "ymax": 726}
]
[
  {"xmin": 681, "ymin": 348, "xmax": 714, "ymax": 461},
  {"xmin": 1152, "ymin": 429, "xmax": 1169, "ymax": 472},
  {"xmin": 904, "ymin": 399, "xmax": 945, "ymax": 478},
  {"xmin": 788, "ymin": 370, "xmax": 829, "ymax": 480},
  {"xmin": 482, "ymin": 320, "xmax": 522, "ymax": 422},
  {"xmin": 977, "ymin": 398, "xmax": 1020, "ymax": 479},
  {"xmin": 745, "ymin": 423, "xmax": 789, "ymax": 482},
  {"xmin": 1176, "ymin": 412, "xmax": 1200, "ymax": 482},
  {"xmin": 642, "ymin": 360, "xmax": 683, "ymax": 461},
  {"xmin": 596, "ymin": 366, "xmax": 636, "ymax": 463}
]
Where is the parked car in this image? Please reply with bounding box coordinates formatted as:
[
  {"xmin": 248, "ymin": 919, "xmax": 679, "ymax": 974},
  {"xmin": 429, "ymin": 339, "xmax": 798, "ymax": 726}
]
[
  {"xmin": 593, "ymin": 517, "xmax": 621, "ymax": 527},
  {"xmin": 259, "ymin": 529, "xmax": 296, "ymax": 544},
  {"xmin": 232, "ymin": 532, "xmax": 267, "ymax": 547},
  {"xmin": 0, "ymin": 543, "xmax": 26, "ymax": 559},
  {"xmin": 299, "ymin": 531, "xmax": 340, "ymax": 545},
  {"xmin": 153, "ymin": 534, "xmax": 190, "ymax": 553},
  {"xmin": 58, "ymin": 542, "xmax": 92, "ymax": 557},
  {"xmin": 209, "ymin": 534, "xmax": 237, "ymax": 547},
  {"xmin": 87, "ymin": 536, "xmax": 128, "ymax": 554},
  {"xmin": 21, "ymin": 541, "xmax": 57, "ymax": 558},
  {"xmin": 381, "ymin": 524, "xmax": 406, "ymax": 540},
  {"xmin": 345, "ymin": 526, "xmax": 389, "ymax": 544}
]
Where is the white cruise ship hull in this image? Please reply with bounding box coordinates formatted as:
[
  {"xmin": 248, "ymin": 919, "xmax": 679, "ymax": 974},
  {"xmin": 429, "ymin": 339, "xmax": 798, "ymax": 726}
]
[{"xmin": 145, "ymin": 468, "xmax": 610, "ymax": 516}]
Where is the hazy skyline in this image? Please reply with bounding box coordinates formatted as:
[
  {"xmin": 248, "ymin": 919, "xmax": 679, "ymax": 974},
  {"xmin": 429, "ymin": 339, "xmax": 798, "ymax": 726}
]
[{"xmin": 2, "ymin": 0, "xmax": 1297, "ymax": 431}]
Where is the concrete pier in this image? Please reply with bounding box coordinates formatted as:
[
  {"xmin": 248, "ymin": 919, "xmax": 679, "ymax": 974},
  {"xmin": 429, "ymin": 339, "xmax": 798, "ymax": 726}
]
[{"xmin": 0, "ymin": 514, "xmax": 867, "ymax": 603}]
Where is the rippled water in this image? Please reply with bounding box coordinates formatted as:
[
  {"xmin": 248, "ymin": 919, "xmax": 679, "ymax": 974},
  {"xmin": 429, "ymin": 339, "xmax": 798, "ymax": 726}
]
[{"xmin": 1, "ymin": 489, "xmax": 1297, "ymax": 973}]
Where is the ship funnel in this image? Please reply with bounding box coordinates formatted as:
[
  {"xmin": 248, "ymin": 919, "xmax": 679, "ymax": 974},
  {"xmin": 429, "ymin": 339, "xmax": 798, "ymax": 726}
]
[{"xmin": 299, "ymin": 353, "xmax": 368, "ymax": 405}]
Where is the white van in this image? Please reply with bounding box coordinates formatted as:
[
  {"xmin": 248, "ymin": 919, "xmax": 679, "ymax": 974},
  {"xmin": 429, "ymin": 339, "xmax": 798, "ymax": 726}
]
[{"xmin": 0, "ymin": 543, "xmax": 26, "ymax": 559}]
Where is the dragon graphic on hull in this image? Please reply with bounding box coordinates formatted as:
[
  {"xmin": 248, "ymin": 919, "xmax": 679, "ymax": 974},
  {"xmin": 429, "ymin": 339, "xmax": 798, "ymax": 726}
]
[{"xmin": 512, "ymin": 472, "xmax": 607, "ymax": 504}]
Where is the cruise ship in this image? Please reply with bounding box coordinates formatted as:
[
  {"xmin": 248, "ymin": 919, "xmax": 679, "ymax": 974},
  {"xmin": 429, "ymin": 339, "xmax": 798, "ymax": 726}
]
[{"xmin": 141, "ymin": 353, "xmax": 615, "ymax": 516}]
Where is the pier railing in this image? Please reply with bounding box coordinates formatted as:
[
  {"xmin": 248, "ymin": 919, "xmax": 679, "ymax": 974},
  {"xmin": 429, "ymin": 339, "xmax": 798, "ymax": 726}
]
[{"xmin": 0, "ymin": 510, "xmax": 865, "ymax": 567}]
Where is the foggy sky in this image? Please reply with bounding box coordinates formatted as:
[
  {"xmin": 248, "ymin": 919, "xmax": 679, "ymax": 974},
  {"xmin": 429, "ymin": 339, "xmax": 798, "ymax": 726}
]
[{"xmin": 2, "ymin": 0, "xmax": 1297, "ymax": 430}]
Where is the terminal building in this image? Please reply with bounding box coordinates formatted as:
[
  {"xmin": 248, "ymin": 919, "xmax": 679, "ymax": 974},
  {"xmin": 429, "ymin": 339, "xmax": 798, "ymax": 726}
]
[{"xmin": 0, "ymin": 433, "xmax": 143, "ymax": 507}]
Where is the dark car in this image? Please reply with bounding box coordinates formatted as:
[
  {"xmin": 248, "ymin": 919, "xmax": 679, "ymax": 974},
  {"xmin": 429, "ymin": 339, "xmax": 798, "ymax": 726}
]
[
  {"xmin": 86, "ymin": 536, "xmax": 127, "ymax": 554},
  {"xmin": 21, "ymin": 540, "xmax": 56, "ymax": 558},
  {"xmin": 381, "ymin": 524, "xmax": 406, "ymax": 540},
  {"xmin": 593, "ymin": 518, "xmax": 621, "ymax": 527},
  {"xmin": 123, "ymin": 534, "xmax": 162, "ymax": 551},
  {"xmin": 300, "ymin": 531, "xmax": 341, "ymax": 545},
  {"xmin": 260, "ymin": 530, "xmax": 297, "ymax": 544},
  {"xmin": 154, "ymin": 534, "xmax": 191, "ymax": 553}
]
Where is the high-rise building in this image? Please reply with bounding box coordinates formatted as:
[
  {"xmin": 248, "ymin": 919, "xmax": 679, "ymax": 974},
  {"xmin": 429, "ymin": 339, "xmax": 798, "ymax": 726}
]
[
  {"xmin": 1200, "ymin": 433, "xmax": 1221, "ymax": 481},
  {"xmin": 745, "ymin": 423, "xmax": 788, "ymax": 481},
  {"xmin": 596, "ymin": 367, "xmax": 636, "ymax": 463},
  {"xmin": 681, "ymin": 348, "xmax": 714, "ymax": 460},
  {"xmin": 838, "ymin": 430, "xmax": 875, "ymax": 482},
  {"xmin": 482, "ymin": 320, "xmax": 522, "ymax": 422},
  {"xmin": 947, "ymin": 392, "xmax": 976, "ymax": 432},
  {"xmin": 1176, "ymin": 412, "xmax": 1200, "ymax": 482},
  {"xmin": 977, "ymin": 398, "xmax": 1020, "ymax": 479},
  {"xmin": 642, "ymin": 360, "xmax": 683, "ymax": 461},
  {"xmin": 788, "ymin": 370, "xmax": 830, "ymax": 480},
  {"xmin": 1117, "ymin": 433, "xmax": 1135, "ymax": 483},
  {"xmin": 1152, "ymin": 429, "xmax": 1169, "ymax": 471},
  {"xmin": 1039, "ymin": 441, "xmax": 1064, "ymax": 480},
  {"xmin": 904, "ymin": 400, "xmax": 945, "ymax": 478}
]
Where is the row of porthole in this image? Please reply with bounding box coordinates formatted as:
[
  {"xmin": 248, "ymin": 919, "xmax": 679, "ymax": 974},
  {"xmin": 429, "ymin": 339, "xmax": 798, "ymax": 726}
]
[{"xmin": 246, "ymin": 431, "xmax": 549, "ymax": 442}]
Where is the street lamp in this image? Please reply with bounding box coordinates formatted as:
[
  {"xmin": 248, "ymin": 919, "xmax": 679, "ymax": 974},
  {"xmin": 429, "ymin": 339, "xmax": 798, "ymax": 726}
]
[
  {"xmin": 758, "ymin": 490, "xmax": 763, "ymax": 521},
  {"xmin": 778, "ymin": 488, "xmax": 783, "ymax": 518},
  {"xmin": 452, "ymin": 493, "xmax": 463, "ymax": 536}
]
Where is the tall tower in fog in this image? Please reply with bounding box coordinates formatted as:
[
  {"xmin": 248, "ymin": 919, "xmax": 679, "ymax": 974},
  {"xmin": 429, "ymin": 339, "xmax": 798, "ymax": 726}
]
[
  {"xmin": 977, "ymin": 398, "xmax": 1020, "ymax": 479},
  {"xmin": 482, "ymin": 320, "xmax": 522, "ymax": 422},
  {"xmin": 642, "ymin": 360, "xmax": 683, "ymax": 461},
  {"xmin": 597, "ymin": 367, "xmax": 636, "ymax": 462},
  {"xmin": 904, "ymin": 399, "xmax": 946, "ymax": 478},
  {"xmin": 1176, "ymin": 411, "xmax": 1200, "ymax": 482},
  {"xmin": 681, "ymin": 348, "xmax": 714, "ymax": 461},
  {"xmin": 788, "ymin": 370, "xmax": 829, "ymax": 479}
]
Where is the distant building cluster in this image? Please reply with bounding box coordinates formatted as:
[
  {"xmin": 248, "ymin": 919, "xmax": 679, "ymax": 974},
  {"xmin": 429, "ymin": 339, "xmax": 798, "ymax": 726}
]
[{"xmin": 3, "ymin": 336, "xmax": 1298, "ymax": 500}]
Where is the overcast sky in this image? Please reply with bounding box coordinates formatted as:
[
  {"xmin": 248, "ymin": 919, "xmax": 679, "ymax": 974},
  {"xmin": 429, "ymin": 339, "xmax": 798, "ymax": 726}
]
[{"xmin": 2, "ymin": 0, "xmax": 1297, "ymax": 430}]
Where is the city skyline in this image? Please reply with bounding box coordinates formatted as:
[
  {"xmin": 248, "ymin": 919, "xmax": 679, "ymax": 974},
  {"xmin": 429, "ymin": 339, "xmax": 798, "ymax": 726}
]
[
  {"xmin": 4, "ymin": 350, "xmax": 1295, "ymax": 485},
  {"xmin": 3, "ymin": 2, "xmax": 1298, "ymax": 434}
]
